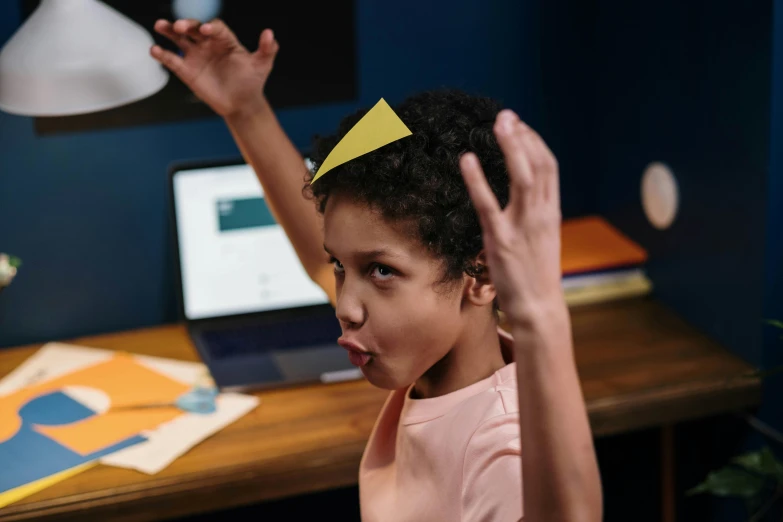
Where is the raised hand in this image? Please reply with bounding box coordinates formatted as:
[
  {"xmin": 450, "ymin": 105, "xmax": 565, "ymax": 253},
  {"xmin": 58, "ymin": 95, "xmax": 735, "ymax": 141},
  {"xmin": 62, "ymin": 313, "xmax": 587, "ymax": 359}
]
[
  {"xmin": 459, "ymin": 109, "xmax": 564, "ymax": 323},
  {"xmin": 463, "ymin": 112, "xmax": 602, "ymax": 522},
  {"xmin": 150, "ymin": 19, "xmax": 279, "ymax": 118}
]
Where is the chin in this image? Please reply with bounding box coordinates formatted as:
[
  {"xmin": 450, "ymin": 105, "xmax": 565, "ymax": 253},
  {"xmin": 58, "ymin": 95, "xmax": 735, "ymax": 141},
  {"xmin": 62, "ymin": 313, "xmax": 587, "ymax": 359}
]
[{"xmin": 361, "ymin": 362, "xmax": 414, "ymax": 391}]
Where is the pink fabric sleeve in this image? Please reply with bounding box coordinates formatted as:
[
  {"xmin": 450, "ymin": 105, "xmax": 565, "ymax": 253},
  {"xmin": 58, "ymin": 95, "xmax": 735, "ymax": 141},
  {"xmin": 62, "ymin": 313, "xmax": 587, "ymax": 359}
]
[{"xmin": 462, "ymin": 410, "xmax": 523, "ymax": 522}]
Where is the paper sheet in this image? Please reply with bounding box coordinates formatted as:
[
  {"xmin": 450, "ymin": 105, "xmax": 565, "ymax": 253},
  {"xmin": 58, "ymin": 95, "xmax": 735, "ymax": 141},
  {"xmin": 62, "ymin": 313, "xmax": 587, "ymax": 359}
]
[
  {"xmin": 0, "ymin": 354, "xmax": 190, "ymax": 450},
  {"xmin": 0, "ymin": 343, "xmax": 205, "ymax": 395},
  {"xmin": 310, "ymin": 98, "xmax": 412, "ymax": 183},
  {"xmin": 0, "ymin": 345, "xmax": 179, "ymax": 498},
  {"xmin": 0, "ymin": 343, "xmax": 259, "ymax": 488},
  {"xmin": 0, "ymin": 462, "xmax": 95, "ymax": 509},
  {"xmin": 0, "ymin": 343, "xmax": 114, "ymax": 395},
  {"xmin": 0, "ymin": 387, "xmax": 147, "ymax": 499},
  {"xmin": 101, "ymin": 393, "xmax": 259, "ymax": 474}
]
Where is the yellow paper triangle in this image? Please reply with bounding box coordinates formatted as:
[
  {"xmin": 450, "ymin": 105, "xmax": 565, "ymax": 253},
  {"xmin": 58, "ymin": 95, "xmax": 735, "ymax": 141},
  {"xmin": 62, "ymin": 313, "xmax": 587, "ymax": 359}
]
[
  {"xmin": 310, "ymin": 98, "xmax": 412, "ymax": 184},
  {"xmin": 0, "ymin": 462, "xmax": 95, "ymax": 508}
]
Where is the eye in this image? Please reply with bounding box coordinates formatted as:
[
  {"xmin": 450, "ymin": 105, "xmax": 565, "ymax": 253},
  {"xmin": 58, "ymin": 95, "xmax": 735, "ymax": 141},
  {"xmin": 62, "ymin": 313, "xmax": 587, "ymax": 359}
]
[
  {"xmin": 371, "ymin": 264, "xmax": 394, "ymax": 280},
  {"xmin": 330, "ymin": 257, "xmax": 345, "ymax": 274}
]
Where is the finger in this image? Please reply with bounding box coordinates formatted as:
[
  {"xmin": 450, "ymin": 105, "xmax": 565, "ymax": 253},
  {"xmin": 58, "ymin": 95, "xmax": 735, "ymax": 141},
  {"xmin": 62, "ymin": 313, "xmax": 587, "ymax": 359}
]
[
  {"xmin": 154, "ymin": 19, "xmax": 191, "ymax": 51},
  {"xmin": 516, "ymin": 120, "xmax": 560, "ymax": 205},
  {"xmin": 493, "ymin": 110, "xmax": 535, "ymax": 208},
  {"xmin": 550, "ymin": 162, "xmax": 561, "ymax": 207},
  {"xmin": 517, "ymin": 124, "xmax": 547, "ymax": 205},
  {"xmin": 257, "ymin": 29, "xmax": 280, "ymax": 59},
  {"xmin": 186, "ymin": 20, "xmax": 208, "ymax": 43},
  {"xmin": 173, "ymin": 19, "xmax": 206, "ymax": 43},
  {"xmin": 150, "ymin": 45, "xmax": 189, "ymax": 79},
  {"xmin": 460, "ymin": 153, "xmax": 502, "ymax": 229},
  {"xmin": 199, "ymin": 18, "xmax": 239, "ymax": 47}
]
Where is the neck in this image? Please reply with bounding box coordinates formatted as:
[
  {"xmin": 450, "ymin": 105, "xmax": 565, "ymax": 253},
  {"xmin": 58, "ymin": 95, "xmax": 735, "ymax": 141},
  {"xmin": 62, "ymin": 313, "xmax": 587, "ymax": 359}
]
[{"xmin": 412, "ymin": 311, "xmax": 505, "ymax": 399}]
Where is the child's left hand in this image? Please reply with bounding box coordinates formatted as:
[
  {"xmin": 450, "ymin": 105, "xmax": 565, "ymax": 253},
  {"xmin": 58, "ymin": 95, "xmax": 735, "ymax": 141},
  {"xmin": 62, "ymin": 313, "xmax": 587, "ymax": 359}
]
[
  {"xmin": 459, "ymin": 110, "xmax": 564, "ymax": 324},
  {"xmin": 463, "ymin": 111, "xmax": 603, "ymax": 522}
]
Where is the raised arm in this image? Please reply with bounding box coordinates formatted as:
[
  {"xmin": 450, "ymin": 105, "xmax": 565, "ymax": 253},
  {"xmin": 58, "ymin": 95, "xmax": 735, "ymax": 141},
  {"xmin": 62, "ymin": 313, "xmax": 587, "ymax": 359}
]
[
  {"xmin": 150, "ymin": 19, "xmax": 335, "ymax": 304},
  {"xmin": 459, "ymin": 110, "xmax": 602, "ymax": 521}
]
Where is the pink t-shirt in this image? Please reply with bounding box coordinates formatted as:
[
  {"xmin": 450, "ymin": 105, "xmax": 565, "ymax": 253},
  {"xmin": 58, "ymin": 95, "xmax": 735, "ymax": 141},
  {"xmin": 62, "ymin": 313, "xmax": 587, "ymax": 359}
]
[{"xmin": 359, "ymin": 362, "xmax": 522, "ymax": 522}]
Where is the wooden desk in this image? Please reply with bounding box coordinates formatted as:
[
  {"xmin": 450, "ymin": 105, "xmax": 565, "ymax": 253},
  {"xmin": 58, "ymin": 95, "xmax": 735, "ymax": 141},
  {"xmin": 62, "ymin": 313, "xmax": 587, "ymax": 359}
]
[{"xmin": 0, "ymin": 298, "xmax": 761, "ymax": 522}]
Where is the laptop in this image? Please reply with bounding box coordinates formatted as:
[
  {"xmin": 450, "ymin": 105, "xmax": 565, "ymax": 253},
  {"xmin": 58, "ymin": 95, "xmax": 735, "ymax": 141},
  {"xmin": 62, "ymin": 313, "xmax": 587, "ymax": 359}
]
[{"xmin": 168, "ymin": 158, "xmax": 363, "ymax": 392}]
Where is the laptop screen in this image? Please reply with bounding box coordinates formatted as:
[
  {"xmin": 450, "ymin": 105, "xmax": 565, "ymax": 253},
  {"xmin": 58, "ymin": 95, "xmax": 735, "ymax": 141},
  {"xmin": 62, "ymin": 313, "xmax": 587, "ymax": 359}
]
[{"xmin": 172, "ymin": 161, "xmax": 330, "ymax": 320}]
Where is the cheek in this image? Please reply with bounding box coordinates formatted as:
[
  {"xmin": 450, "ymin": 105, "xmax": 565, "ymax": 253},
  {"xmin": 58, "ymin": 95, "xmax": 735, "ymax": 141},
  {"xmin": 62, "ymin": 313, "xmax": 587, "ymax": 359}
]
[
  {"xmin": 373, "ymin": 287, "xmax": 463, "ymax": 356},
  {"xmin": 361, "ymin": 282, "xmax": 464, "ymax": 389}
]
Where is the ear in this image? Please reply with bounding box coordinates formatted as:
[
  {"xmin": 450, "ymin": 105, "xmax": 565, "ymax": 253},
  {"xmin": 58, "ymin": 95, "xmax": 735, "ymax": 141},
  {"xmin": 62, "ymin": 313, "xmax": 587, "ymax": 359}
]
[{"xmin": 462, "ymin": 252, "xmax": 497, "ymax": 307}]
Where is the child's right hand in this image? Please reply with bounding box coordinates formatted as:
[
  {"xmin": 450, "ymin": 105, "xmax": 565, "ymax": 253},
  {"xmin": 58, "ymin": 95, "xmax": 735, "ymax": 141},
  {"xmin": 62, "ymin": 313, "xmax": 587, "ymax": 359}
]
[{"xmin": 150, "ymin": 19, "xmax": 279, "ymax": 119}]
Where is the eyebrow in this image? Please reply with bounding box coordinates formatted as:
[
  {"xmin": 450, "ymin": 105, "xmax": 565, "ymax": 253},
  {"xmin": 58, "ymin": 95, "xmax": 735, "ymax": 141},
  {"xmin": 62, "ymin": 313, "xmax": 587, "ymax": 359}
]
[{"xmin": 323, "ymin": 244, "xmax": 406, "ymax": 260}]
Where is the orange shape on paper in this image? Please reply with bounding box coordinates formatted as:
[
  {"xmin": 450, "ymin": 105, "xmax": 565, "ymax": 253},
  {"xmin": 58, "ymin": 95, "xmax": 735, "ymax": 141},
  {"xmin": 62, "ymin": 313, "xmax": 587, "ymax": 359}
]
[{"xmin": 0, "ymin": 354, "xmax": 189, "ymax": 455}]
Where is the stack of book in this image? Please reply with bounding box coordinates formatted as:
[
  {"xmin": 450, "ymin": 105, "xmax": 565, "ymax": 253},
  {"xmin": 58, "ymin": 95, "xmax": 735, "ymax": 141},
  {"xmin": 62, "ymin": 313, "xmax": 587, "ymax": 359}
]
[{"xmin": 560, "ymin": 216, "xmax": 652, "ymax": 307}]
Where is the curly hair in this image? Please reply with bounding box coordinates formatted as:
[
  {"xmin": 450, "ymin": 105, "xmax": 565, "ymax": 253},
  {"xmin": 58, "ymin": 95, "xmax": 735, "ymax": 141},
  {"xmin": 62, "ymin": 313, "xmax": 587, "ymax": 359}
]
[{"xmin": 305, "ymin": 89, "xmax": 509, "ymax": 282}]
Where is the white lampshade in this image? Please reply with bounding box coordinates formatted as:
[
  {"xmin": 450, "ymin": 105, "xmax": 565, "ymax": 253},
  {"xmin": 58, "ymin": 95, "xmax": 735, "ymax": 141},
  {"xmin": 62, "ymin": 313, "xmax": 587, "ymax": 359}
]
[{"xmin": 0, "ymin": 0, "xmax": 169, "ymax": 116}]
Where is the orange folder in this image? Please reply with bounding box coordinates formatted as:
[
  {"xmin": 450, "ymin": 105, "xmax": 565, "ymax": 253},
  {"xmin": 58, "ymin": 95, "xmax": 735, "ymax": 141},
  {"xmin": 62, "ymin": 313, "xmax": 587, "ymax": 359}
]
[{"xmin": 561, "ymin": 216, "xmax": 647, "ymax": 275}]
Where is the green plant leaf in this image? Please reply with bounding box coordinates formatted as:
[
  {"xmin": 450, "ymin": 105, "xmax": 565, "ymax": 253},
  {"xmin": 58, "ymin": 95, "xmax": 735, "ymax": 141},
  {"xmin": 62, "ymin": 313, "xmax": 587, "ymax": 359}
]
[
  {"xmin": 744, "ymin": 495, "xmax": 766, "ymax": 519},
  {"xmin": 733, "ymin": 447, "xmax": 783, "ymax": 482},
  {"xmin": 8, "ymin": 256, "xmax": 21, "ymax": 268},
  {"xmin": 764, "ymin": 319, "xmax": 783, "ymax": 330},
  {"xmin": 687, "ymin": 467, "xmax": 766, "ymax": 498}
]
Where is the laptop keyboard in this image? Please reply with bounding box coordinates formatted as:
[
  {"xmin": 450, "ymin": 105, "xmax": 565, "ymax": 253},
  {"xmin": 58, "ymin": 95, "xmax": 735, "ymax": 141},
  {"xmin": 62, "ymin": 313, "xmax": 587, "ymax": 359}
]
[
  {"xmin": 202, "ymin": 327, "xmax": 270, "ymax": 360},
  {"xmin": 201, "ymin": 314, "xmax": 342, "ymax": 361}
]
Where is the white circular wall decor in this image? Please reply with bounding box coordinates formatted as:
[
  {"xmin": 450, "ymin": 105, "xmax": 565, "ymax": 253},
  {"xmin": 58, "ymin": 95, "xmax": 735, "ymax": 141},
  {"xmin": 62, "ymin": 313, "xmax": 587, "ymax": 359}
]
[
  {"xmin": 172, "ymin": 0, "xmax": 224, "ymax": 23},
  {"xmin": 641, "ymin": 162, "xmax": 679, "ymax": 230}
]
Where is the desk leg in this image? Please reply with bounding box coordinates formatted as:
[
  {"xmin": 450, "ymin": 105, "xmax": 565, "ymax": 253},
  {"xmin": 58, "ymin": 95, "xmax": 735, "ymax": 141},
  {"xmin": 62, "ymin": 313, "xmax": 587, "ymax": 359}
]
[{"xmin": 661, "ymin": 424, "xmax": 675, "ymax": 522}]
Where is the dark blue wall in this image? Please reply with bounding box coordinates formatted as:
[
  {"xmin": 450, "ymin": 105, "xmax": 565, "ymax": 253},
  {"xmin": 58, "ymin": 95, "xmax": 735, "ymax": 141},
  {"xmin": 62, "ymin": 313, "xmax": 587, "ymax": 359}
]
[
  {"xmin": 538, "ymin": 0, "xmax": 781, "ymax": 520},
  {"xmin": 760, "ymin": 0, "xmax": 783, "ymax": 492},
  {"xmin": 542, "ymin": 0, "xmax": 774, "ymax": 368},
  {"xmin": 0, "ymin": 0, "xmax": 535, "ymax": 347},
  {"xmin": 596, "ymin": 0, "xmax": 772, "ymax": 368},
  {"xmin": 764, "ymin": 1, "xmax": 783, "ymax": 382}
]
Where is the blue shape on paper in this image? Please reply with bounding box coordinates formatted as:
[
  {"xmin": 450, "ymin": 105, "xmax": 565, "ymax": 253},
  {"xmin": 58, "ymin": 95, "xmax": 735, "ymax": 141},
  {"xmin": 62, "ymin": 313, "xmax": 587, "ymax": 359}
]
[
  {"xmin": 19, "ymin": 389, "xmax": 95, "ymax": 425},
  {"xmin": 0, "ymin": 391, "xmax": 145, "ymax": 493},
  {"xmin": 176, "ymin": 386, "xmax": 218, "ymax": 414}
]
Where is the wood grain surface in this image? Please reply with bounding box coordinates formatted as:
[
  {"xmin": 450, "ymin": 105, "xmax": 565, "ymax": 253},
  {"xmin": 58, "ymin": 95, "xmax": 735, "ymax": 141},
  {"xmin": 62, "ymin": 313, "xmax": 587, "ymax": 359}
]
[{"xmin": 0, "ymin": 297, "xmax": 761, "ymax": 521}]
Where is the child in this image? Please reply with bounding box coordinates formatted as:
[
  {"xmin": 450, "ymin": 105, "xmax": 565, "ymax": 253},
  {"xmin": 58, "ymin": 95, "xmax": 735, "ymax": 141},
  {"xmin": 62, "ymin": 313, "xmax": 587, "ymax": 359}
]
[{"xmin": 151, "ymin": 19, "xmax": 601, "ymax": 522}]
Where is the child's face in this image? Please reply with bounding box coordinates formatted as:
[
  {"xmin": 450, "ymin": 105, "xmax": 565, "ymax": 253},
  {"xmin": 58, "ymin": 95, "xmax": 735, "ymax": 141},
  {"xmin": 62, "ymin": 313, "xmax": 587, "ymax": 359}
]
[{"xmin": 324, "ymin": 194, "xmax": 468, "ymax": 390}]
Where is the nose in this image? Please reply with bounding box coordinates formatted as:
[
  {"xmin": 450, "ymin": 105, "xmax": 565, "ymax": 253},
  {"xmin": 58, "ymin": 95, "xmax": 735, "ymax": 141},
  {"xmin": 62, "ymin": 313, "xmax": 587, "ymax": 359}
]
[{"xmin": 334, "ymin": 279, "xmax": 366, "ymax": 329}]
